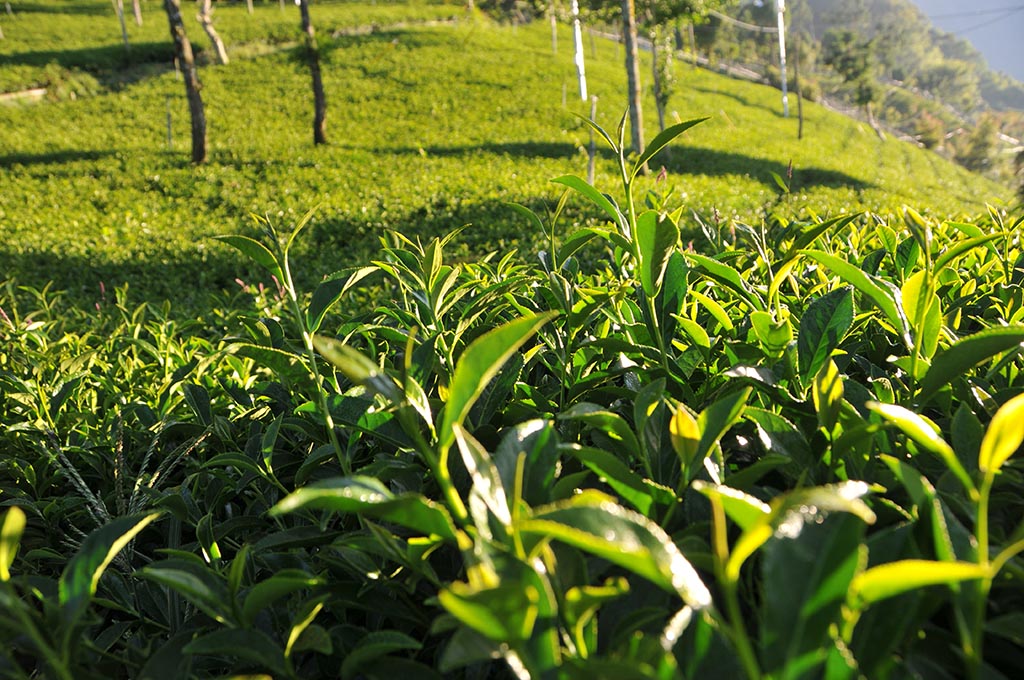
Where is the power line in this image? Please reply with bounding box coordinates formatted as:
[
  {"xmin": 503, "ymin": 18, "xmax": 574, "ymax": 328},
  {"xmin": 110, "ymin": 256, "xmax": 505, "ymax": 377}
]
[
  {"xmin": 927, "ymin": 5, "xmax": 1024, "ymax": 20},
  {"xmin": 953, "ymin": 8, "xmax": 1024, "ymax": 35},
  {"xmin": 708, "ymin": 9, "xmax": 778, "ymax": 34}
]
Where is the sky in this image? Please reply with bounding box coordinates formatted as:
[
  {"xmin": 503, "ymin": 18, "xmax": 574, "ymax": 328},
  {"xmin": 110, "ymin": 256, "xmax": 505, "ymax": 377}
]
[{"xmin": 910, "ymin": 1, "xmax": 1024, "ymax": 81}]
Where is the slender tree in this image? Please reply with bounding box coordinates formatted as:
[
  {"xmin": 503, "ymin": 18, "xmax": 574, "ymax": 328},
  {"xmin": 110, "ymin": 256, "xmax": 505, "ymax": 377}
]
[
  {"xmin": 163, "ymin": 0, "xmax": 207, "ymax": 163},
  {"xmin": 132, "ymin": 0, "xmax": 142, "ymax": 26},
  {"xmin": 621, "ymin": 0, "xmax": 644, "ymax": 161},
  {"xmin": 197, "ymin": 0, "xmax": 229, "ymax": 65},
  {"xmin": 298, "ymin": 0, "xmax": 328, "ymax": 145},
  {"xmin": 112, "ymin": 0, "xmax": 130, "ymax": 52}
]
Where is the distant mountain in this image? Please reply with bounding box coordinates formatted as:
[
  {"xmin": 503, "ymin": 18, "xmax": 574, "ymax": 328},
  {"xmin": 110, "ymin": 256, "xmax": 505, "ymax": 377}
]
[
  {"xmin": 797, "ymin": 0, "xmax": 1024, "ymax": 111},
  {"xmin": 911, "ymin": 0, "xmax": 1024, "ymax": 82}
]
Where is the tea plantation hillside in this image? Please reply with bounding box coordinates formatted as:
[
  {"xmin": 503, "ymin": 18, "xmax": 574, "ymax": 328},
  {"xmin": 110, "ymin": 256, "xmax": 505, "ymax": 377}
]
[
  {"xmin": 0, "ymin": 0, "xmax": 1016, "ymax": 311},
  {"xmin": 3, "ymin": 3, "xmax": 1024, "ymax": 679}
]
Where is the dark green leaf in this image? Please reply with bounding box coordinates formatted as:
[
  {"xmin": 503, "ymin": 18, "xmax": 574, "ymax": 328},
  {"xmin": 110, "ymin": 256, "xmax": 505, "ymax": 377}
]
[
  {"xmin": 918, "ymin": 326, "xmax": 1024, "ymax": 402},
  {"xmin": 341, "ymin": 631, "xmax": 422, "ymax": 680},
  {"xmin": 183, "ymin": 628, "xmax": 289, "ymax": 677},
  {"xmin": 242, "ymin": 570, "xmax": 321, "ymax": 627},
  {"xmin": 798, "ymin": 287, "xmax": 853, "ymax": 382},
  {"xmin": 60, "ymin": 512, "xmax": 161, "ymax": 630}
]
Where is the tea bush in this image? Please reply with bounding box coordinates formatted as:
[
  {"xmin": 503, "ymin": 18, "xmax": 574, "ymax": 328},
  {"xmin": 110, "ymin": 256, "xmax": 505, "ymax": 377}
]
[
  {"xmin": 0, "ymin": 1, "xmax": 1015, "ymax": 315},
  {"xmin": 2, "ymin": 116, "xmax": 1022, "ymax": 679}
]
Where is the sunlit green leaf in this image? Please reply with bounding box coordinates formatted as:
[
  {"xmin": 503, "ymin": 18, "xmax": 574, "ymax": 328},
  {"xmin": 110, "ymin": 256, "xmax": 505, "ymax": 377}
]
[
  {"xmin": 271, "ymin": 477, "xmax": 457, "ymax": 540},
  {"xmin": 636, "ymin": 210, "xmax": 679, "ymax": 297},
  {"xmin": 0, "ymin": 506, "xmax": 25, "ymax": 582},
  {"xmin": 978, "ymin": 391, "xmax": 1024, "ymax": 478},
  {"xmin": 848, "ymin": 560, "xmax": 986, "ymax": 608},
  {"xmin": 520, "ymin": 492, "xmax": 712, "ymax": 608}
]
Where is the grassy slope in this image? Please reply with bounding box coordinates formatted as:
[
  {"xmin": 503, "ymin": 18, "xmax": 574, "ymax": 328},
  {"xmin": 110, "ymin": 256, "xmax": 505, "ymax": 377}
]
[{"xmin": 0, "ymin": 0, "xmax": 1016, "ymax": 311}]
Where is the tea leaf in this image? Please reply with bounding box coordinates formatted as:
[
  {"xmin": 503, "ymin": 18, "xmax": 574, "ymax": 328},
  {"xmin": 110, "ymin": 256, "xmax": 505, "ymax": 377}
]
[
  {"xmin": 552, "ymin": 175, "xmax": 624, "ymax": 230},
  {"xmin": 521, "ymin": 492, "xmax": 712, "ymax": 608},
  {"xmin": 933, "ymin": 233, "xmax": 1003, "ymax": 271},
  {"xmin": 60, "ymin": 512, "xmax": 162, "ymax": 630},
  {"xmin": 271, "ymin": 477, "xmax": 457, "ymax": 540},
  {"xmin": 798, "ymin": 287, "xmax": 853, "ymax": 382},
  {"xmin": 669, "ymin": 406, "xmax": 700, "ymax": 468},
  {"xmin": 801, "ymin": 249, "xmax": 910, "ymax": 348},
  {"xmin": 183, "ymin": 629, "xmax": 289, "ymax": 677},
  {"xmin": 918, "ymin": 326, "xmax": 1024, "ymax": 402},
  {"xmin": 139, "ymin": 559, "xmax": 233, "ymax": 624},
  {"xmin": 684, "ymin": 252, "xmax": 765, "ymax": 312},
  {"xmin": 566, "ymin": 444, "xmax": 658, "ymax": 515},
  {"xmin": 242, "ymin": 570, "xmax": 321, "ymax": 627},
  {"xmin": 868, "ymin": 401, "xmax": 976, "ymax": 497},
  {"xmin": 813, "ymin": 358, "xmax": 843, "ymax": 432},
  {"xmin": 636, "ymin": 210, "xmax": 679, "ymax": 297},
  {"xmin": 454, "ymin": 425, "xmax": 512, "ymax": 526},
  {"xmin": 632, "ymin": 118, "xmax": 707, "ymax": 179},
  {"xmin": 692, "ymin": 482, "xmax": 770, "ymax": 531},
  {"xmin": 0, "ymin": 506, "xmax": 26, "ymax": 582},
  {"xmin": 214, "ymin": 235, "xmax": 283, "ymax": 283},
  {"xmin": 440, "ymin": 312, "xmax": 557, "ymax": 453},
  {"xmin": 848, "ymin": 560, "xmax": 987, "ymax": 608},
  {"xmin": 313, "ymin": 337, "xmax": 403, "ymax": 403},
  {"xmin": 341, "ymin": 631, "xmax": 422, "ymax": 680},
  {"xmin": 978, "ymin": 391, "xmax": 1024, "ymax": 478}
]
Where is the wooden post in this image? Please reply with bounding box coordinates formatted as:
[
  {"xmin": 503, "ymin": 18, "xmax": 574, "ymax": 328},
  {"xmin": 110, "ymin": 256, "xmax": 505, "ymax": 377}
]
[{"xmin": 550, "ymin": 10, "xmax": 557, "ymax": 54}]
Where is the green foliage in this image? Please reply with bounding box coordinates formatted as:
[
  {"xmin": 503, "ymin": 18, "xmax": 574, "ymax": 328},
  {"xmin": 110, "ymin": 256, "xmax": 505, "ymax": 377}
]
[
  {"xmin": 0, "ymin": 0, "xmax": 1014, "ymax": 315},
  {"xmin": 2, "ymin": 2, "xmax": 1024, "ymax": 678}
]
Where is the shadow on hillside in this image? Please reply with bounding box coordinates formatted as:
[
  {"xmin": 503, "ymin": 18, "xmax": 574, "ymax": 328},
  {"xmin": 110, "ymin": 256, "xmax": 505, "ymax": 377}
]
[
  {"xmin": 0, "ymin": 149, "xmax": 118, "ymax": 168},
  {"xmin": 687, "ymin": 85, "xmax": 780, "ymax": 116},
  {"xmin": 2, "ymin": 43, "xmax": 173, "ymax": 75},
  {"xmin": 344, "ymin": 142, "xmax": 582, "ymax": 160},
  {"xmin": 7, "ymin": 0, "xmax": 108, "ymax": 15},
  {"xmin": 0, "ymin": 197, "xmax": 564, "ymax": 319},
  {"xmin": 663, "ymin": 146, "xmax": 873, "ymax": 191}
]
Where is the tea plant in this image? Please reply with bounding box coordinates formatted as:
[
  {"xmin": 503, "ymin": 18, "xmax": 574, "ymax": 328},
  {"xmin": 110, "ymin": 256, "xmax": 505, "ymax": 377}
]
[{"xmin": 3, "ymin": 98, "xmax": 1023, "ymax": 676}]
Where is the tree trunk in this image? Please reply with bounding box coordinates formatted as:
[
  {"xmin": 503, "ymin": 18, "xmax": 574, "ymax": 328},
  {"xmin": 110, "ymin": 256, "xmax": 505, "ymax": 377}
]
[
  {"xmin": 197, "ymin": 0, "xmax": 229, "ymax": 65},
  {"xmin": 794, "ymin": 38, "xmax": 803, "ymax": 140},
  {"xmin": 246, "ymin": 0, "xmax": 254, "ymax": 15},
  {"xmin": 112, "ymin": 0, "xmax": 130, "ymax": 52},
  {"xmin": 299, "ymin": 0, "xmax": 328, "ymax": 145},
  {"xmin": 163, "ymin": 0, "xmax": 207, "ymax": 163},
  {"xmin": 651, "ymin": 33, "xmax": 665, "ymax": 133},
  {"xmin": 620, "ymin": 0, "xmax": 645, "ymax": 169},
  {"xmin": 132, "ymin": 0, "xmax": 142, "ymax": 26}
]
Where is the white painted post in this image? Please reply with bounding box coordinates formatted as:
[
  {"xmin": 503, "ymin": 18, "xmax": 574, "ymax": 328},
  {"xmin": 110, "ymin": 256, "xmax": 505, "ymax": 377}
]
[
  {"xmin": 572, "ymin": 0, "xmax": 587, "ymax": 100},
  {"xmin": 777, "ymin": 0, "xmax": 789, "ymax": 117}
]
